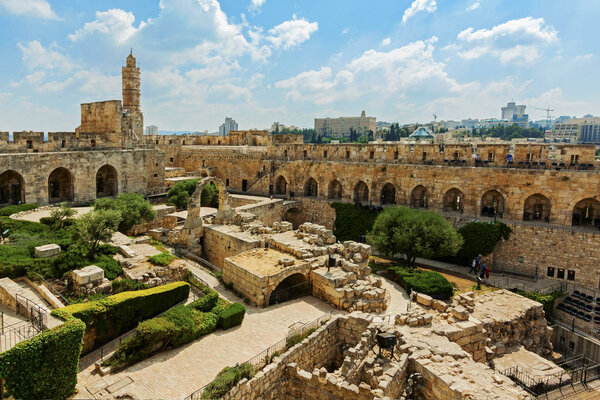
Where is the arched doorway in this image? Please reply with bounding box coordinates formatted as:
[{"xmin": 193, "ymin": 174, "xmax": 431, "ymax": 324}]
[
  {"xmin": 380, "ymin": 183, "xmax": 396, "ymax": 205},
  {"xmin": 481, "ymin": 190, "xmax": 505, "ymax": 218},
  {"xmin": 304, "ymin": 178, "xmax": 318, "ymax": 197},
  {"xmin": 410, "ymin": 185, "xmax": 428, "ymax": 209},
  {"xmin": 283, "ymin": 207, "xmax": 303, "ymax": 229},
  {"xmin": 48, "ymin": 167, "xmax": 74, "ymax": 203},
  {"xmin": 354, "ymin": 181, "xmax": 369, "ymax": 204},
  {"xmin": 269, "ymin": 273, "xmax": 311, "ymax": 306},
  {"xmin": 0, "ymin": 170, "xmax": 25, "ymax": 205},
  {"xmin": 275, "ymin": 176, "xmax": 287, "ymax": 195},
  {"xmin": 443, "ymin": 188, "xmax": 464, "ymax": 212},
  {"xmin": 96, "ymin": 165, "xmax": 118, "ymax": 198},
  {"xmin": 327, "ymin": 180, "xmax": 342, "ymax": 200},
  {"xmin": 523, "ymin": 194, "xmax": 551, "ymax": 222},
  {"xmin": 572, "ymin": 198, "xmax": 600, "ymax": 228}
]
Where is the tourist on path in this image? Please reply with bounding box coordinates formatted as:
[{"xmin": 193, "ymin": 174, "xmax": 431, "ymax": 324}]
[
  {"xmin": 480, "ymin": 261, "xmax": 487, "ymax": 279},
  {"xmin": 485, "ymin": 264, "xmax": 491, "ymax": 280}
]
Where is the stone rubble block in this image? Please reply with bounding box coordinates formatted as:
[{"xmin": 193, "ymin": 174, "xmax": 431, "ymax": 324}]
[
  {"xmin": 72, "ymin": 265, "xmax": 105, "ymax": 285},
  {"xmin": 34, "ymin": 243, "xmax": 61, "ymax": 258},
  {"xmin": 118, "ymin": 245, "xmax": 137, "ymax": 258}
]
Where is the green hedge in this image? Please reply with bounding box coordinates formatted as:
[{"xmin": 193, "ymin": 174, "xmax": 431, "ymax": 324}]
[
  {"xmin": 514, "ymin": 290, "xmax": 563, "ymax": 323},
  {"xmin": 388, "ymin": 265, "xmax": 454, "ymax": 300},
  {"xmin": 452, "ymin": 221, "xmax": 512, "ymax": 265},
  {"xmin": 52, "ymin": 281, "xmax": 190, "ymax": 352},
  {"xmin": 0, "ymin": 203, "xmax": 39, "ymax": 217},
  {"xmin": 330, "ymin": 202, "xmax": 380, "ymax": 241},
  {"xmin": 216, "ymin": 302, "xmax": 246, "ymax": 329},
  {"xmin": 201, "ymin": 363, "xmax": 255, "ymax": 400},
  {"xmin": 106, "ymin": 289, "xmax": 246, "ymax": 368},
  {"xmin": 0, "ymin": 318, "xmax": 85, "ymax": 400}
]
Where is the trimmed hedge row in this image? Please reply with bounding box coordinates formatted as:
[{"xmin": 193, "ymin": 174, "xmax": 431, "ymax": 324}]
[
  {"xmin": 106, "ymin": 288, "xmax": 246, "ymax": 369},
  {"xmin": 0, "ymin": 203, "xmax": 39, "ymax": 217},
  {"xmin": 0, "ymin": 318, "xmax": 85, "ymax": 400},
  {"xmin": 52, "ymin": 281, "xmax": 190, "ymax": 352},
  {"xmin": 388, "ymin": 265, "xmax": 454, "ymax": 300},
  {"xmin": 201, "ymin": 363, "xmax": 255, "ymax": 400}
]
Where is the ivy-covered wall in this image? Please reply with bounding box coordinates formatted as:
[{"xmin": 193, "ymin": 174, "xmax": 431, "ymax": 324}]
[{"xmin": 0, "ymin": 318, "xmax": 85, "ymax": 400}]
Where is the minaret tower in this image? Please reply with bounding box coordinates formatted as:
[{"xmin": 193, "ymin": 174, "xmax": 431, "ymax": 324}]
[{"xmin": 122, "ymin": 50, "xmax": 140, "ymax": 111}]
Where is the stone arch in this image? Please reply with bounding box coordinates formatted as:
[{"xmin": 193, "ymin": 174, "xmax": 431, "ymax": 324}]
[
  {"xmin": 443, "ymin": 188, "xmax": 464, "ymax": 212},
  {"xmin": 480, "ymin": 189, "xmax": 505, "ymax": 218},
  {"xmin": 304, "ymin": 177, "xmax": 318, "ymax": 197},
  {"xmin": 572, "ymin": 198, "xmax": 600, "ymax": 228},
  {"xmin": 184, "ymin": 177, "xmax": 231, "ymax": 235},
  {"xmin": 48, "ymin": 167, "xmax": 74, "ymax": 203},
  {"xmin": 410, "ymin": 185, "xmax": 428, "ymax": 209},
  {"xmin": 380, "ymin": 183, "xmax": 396, "ymax": 205},
  {"xmin": 275, "ymin": 175, "xmax": 287, "ymax": 195},
  {"xmin": 354, "ymin": 180, "xmax": 369, "ymax": 204},
  {"xmin": 96, "ymin": 164, "xmax": 118, "ymax": 198},
  {"xmin": 327, "ymin": 179, "xmax": 343, "ymax": 200},
  {"xmin": 0, "ymin": 170, "xmax": 25, "ymax": 205},
  {"xmin": 283, "ymin": 207, "xmax": 303, "ymax": 229},
  {"xmin": 523, "ymin": 193, "xmax": 551, "ymax": 222},
  {"xmin": 200, "ymin": 171, "xmax": 208, "ymax": 178},
  {"xmin": 268, "ymin": 272, "xmax": 310, "ymax": 306}
]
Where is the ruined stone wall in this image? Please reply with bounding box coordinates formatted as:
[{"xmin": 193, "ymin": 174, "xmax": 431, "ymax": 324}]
[
  {"xmin": 0, "ymin": 149, "xmax": 164, "ymax": 205},
  {"xmin": 493, "ymin": 224, "xmax": 600, "ymax": 288},
  {"xmin": 203, "ymin": 226, "xmax": 261, "ymax": 268}
]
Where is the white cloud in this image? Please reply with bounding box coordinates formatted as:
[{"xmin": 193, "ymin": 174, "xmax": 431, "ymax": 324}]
[
  {"xmin": 0, "ymin": 0, "xmax": 60, "ymax": 20},
  {"xmin": 276, "ymin": 37, "xmax": 463, "ymax": 105},
  {"xmin": 402, "ymin": 0, "xmax": 437, "ymax": 23},
  {"xmin": 68, "ymin": 9, "xmax": 145, "ymax": 43},
  {"xmin": 466, "ymin": 2, "xmax": 480, "ymax": 12},
  {"xmin": 455, "ymin": 17, "xmax": 558, "ymax": 64},
  {"xmin": 341, "ymin": 28, "xmax": 349, "ymax": 35},
  {"xmin": 18, "ymin": 41, "xmax": 75, "ymax": 72},
  {"xmin": 458, "ymin": 17, "xmax": 558, "ymax": 43},
  {"xmin": 249, "ymin": 0, "xmax": 266, "ymax": 11},
  {"xmin": 575, "ymin": 53, "xmax": 593, "ymax": 61},
  {"xmin": 267, "ymin": 17, "xmax": 318, "ymax": 50},
  {"xmin": 381, "ymin": 37, "xmax": 391, "ymax": 46}
]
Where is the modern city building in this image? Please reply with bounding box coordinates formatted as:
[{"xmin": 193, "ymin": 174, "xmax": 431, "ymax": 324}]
[
  {"xmin": 270, "ymin": 122, "xmax": 299, "ymax": 133},
  {"xmin": 314, "ymin": 111, "xmax": 376, "ymax": 137},
  {"xmin": 501, "ymin": 102, "xmax": 529, "ymax": 128},
  {"xmin": 145, "ymin": 125, "xmax": 158, "ymax": 135},
  {"xmin": 550, "ymin": 116, "xmax": 600, "ymax": 142},
  {"xmin": 578, "ymin": 117, "xmax": 600, "ymax": 144},
  {"xmin": 219, "ymin": 117, "xmax": 238, "ymax": 136}
]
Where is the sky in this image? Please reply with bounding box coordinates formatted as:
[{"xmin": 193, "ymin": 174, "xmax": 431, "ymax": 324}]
[{"xmin": 0, "ymin": 0, "xmax": 598, "ymax": 132}]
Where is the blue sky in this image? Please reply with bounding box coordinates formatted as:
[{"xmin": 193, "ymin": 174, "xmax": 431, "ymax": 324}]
[{"xmin": 0, "ymin": 0, "xmax": 598, "ymax": 132}]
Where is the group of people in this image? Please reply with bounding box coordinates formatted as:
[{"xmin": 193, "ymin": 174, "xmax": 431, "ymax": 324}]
[{"xmin": 469, "ymin": 254, "xmax": 490, "ymax": 280}]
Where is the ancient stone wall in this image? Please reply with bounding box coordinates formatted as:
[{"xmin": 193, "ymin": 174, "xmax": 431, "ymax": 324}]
[
  {"xmin": 0, "ymin": 149, "xmax": 164, "ymax": 205},
  {"xmin": 203, "ymin": 226, "xmax": 262, "ymax": 268}
]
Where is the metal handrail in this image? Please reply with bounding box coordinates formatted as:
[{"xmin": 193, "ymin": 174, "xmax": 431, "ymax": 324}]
[{"xmin": 33, "ymin": 272, "xmax": 71, "ymax": 306}]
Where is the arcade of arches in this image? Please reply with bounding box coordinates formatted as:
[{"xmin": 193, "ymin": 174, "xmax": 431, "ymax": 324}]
[{"xmin": 0, "ymin": 170, "xmax": 25, "ymax": 205}]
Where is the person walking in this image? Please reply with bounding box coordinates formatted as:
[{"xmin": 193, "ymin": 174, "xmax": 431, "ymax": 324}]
[
  {"xmin": 480, "ymin": 261, "xmax": 487, "ymax": 279},
  {"xmin": 485, "ymin": 264, "xmax": 491, "ymax": 280},
  {"xmin": 469, "ymin": 257, "xmax": 477, "ymax": 274}
]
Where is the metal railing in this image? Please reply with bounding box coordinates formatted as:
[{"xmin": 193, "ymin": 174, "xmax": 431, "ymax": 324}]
[
  {"xmin": 0, "ymin": 320, "xmax": 41, "ymax": 352},
  {"xmin": 268, "ymin": 282, "xmax": 311, "ymax": 306},
  {"xmin": 15, "ymin": 294, "xmax": 47, "ymax": 331},
  {"xmin": 33, "ymin": 272, "xmax": 71, "ymax": 306},
  {"xmin": 184, "ymin": 313, "xmax": 332, "ymax": 400}
]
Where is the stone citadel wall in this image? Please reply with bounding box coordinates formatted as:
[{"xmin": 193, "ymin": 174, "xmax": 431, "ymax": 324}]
[{"xmin": 0, "ymin": 149, "xmax": 164, "ymax": 205}]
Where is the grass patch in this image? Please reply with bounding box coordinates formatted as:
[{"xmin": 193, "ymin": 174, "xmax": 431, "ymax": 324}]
[
  {"xmin": 0, "ymin": 203, "xmax": 39, "ymax": 217},
  {"xmin": 148, "ymin": 252, "xmax": 176, "ymax": 266},
  {"xmin": 388, "ymin": 265, "xmax": 454, "ymax": 300}
]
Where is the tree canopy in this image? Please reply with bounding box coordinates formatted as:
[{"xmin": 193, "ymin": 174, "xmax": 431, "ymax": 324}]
[
  {"xmin": 75, "ymin": 209, "xmax": 122, "ymax": 258},
  {"xmin": 367, "ymin": 207, "xmax": 463, "ymax": 267},
  {"xmin": 167, "ymin": 179, "xmax": 219, "ymax": 209},
  {"xmin": 94, "ymin": 193, "xmax": 156, "ymax": 233}
]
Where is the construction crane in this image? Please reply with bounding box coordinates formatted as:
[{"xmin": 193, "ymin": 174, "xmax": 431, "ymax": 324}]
[{"xmin": 536, "ymin": 107, "xmax": 554, "ymax": 130}]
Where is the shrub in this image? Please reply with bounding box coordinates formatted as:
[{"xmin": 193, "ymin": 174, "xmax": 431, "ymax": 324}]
[
  {"xmin": 0, "ymin": 203, "xmax": 39, "ymax": 217},
  {"xmin": 388, "ymin": 265, "xmax": 454, "ymax": 300},
  {"xmin": 111, "ymin": 278, "xmax": 149, "ymax": 294},
  {"xmin": 216, "ymin": 302, "xmax": 246, "ymax": 329},
  {"xmin": 167, "ymin": 179, "xmax": 219, "ymax": 209},
  {"xmin": 52, "ymin": 282, "xmax": 190, "ymax": 352},
  {"xmin": 148, "ymin": 251, "xmax": 176, "ymax": 266},
  {"xmin": 40, "ymin": 216, "xmax": 57, "ymax": 226},
  {"xmin": 201, "ymin": 363, "xmax": 255, "ymax": 400},
  {"xmin": 331, "ymin": 202, "xmax": 379, "ymax": 241},
  {"xmin": 514, "ymin": 290, "xmax": 563, "ymax": 323},
  {"xmin": 189, "ymin": 290, "xmax": 219, "ymax": 312},
  {"xmin": 0, "ymin": 318, "xmax": 85, "ymax": 400},
  {"xmin": 285, "ymin": 327, "xmax": 316, "ymax": 349},
  {"xmin": 95, "ymin": 193, "xmax": 156, "ymax": 233},
  {"xmin": 452, "ymin": 222, "xmax": 512, "ymax": 265}
]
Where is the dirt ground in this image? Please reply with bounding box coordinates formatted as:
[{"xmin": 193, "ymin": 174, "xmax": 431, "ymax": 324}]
[{"xmin": 227, "ymin": 248, "xmax": 296, "ymax": 277}]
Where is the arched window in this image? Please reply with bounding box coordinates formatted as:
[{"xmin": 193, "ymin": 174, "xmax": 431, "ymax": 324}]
[
  {"xmin": 481, "ymin": 190, "xmax": 505, "ymax": 218},
  {"xmin": 304, "ymin": 178, "xmax": 318, "ymax": 197},
  {"xmin": 0, "ymin": 170, "xmax": 25, "ymax": 205},
  {"xmin": 275, "ymin": 176, "xmax": 287, "ymax": 195},
  {"xmin": 443, "ymin": 188, "xmax": 464, "ymax": 212},
  {"xmin": 572, "ymin": 198, "xmax": 600, "ymax": 228},
  {"xmin": 96, "ymin": 165, "xmax": 118, "ymax": 198},
  {"xmin": 327, "ymin": 180, "xmax": 342, "ymax": 200},
  {"xmin": 410, "ymin": 185, "xmax": 428, "ymax": 208},
  {"xmin": 48, "ymin": 167, "xmax": 74, "ymax": 203},
  {"xmin": 354, "ymin": 181, "xmax": 369, "ymax": 204}
]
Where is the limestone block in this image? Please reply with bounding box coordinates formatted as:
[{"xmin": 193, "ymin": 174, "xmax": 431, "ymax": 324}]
[
  {"xmin": 72, "ymin": 265, "xmax": 105, "ymax": 285},
  {"xmin": 416, "ymin": 293, "xmax": 433, "ymax": 307},
  {"xmin": 119, "ymin": 245, "xmax": 137, "ymax": 258},
  {"xmin": 432, "ymin": 299, "xmax": 448, "ymax": 312},
  {"xmin": 450, "ymin": 306, "xmax": 470, "ymax": 321},
  {"xmin": 34, "ymin": 244, "xmax": 61, "ymax": 258}
]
